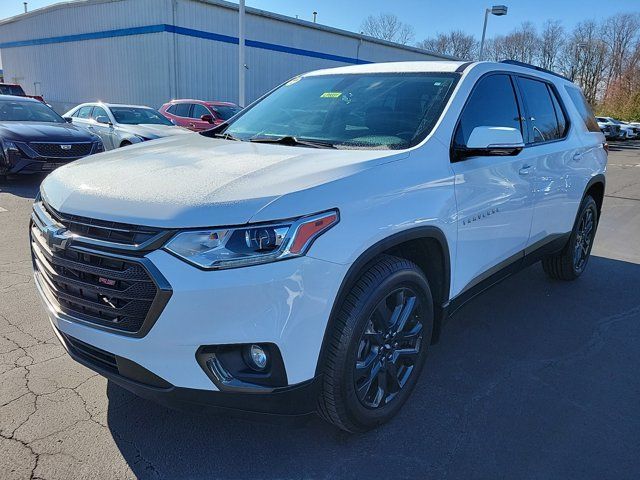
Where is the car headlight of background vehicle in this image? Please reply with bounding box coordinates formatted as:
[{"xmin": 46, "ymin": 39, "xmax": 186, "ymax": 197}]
[{"xmin": 164, "ymin": 210, "xmax": 339, "ymax": 269}]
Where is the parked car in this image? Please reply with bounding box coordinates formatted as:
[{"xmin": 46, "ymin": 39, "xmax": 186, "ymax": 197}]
[
  {"xmin": 596, "ymin": 117, "xmax": 622, "ymax": 140},
  {"xmin": 0, "ymin": 82, "xmax": 45, "ymax": 102},
  {"xmin": 619, "ymin": 120, "xmax": 640, "ymax": 137},
  {"xmin": 596, "ymin": 116, "xmax": 636, "ymax": 140},
  {"xmin": 64, "ymin": 103, "xmax": 191, "ymax": 150},
  {"xmin": 160, "ymin": 99, "xmax": 241, "ymax": 131},
  {"xmin": 31, "ymin": 60, "xmax": 607, "ymax": 432},
  {"xmin": 0, "ymin": 95, "xmax": 102, "ymax": 179}
]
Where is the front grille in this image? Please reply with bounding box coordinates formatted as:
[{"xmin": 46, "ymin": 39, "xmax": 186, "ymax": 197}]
[
  {"xmin": 43, "ymin": 202, "xmax": 165, "ymax": 247},
  {"xmin": 30, "ymin": 142, "xmax": 93, "ymax": 158},
  {"xmin": 31, "ymin": 223, "xmax": 169, "ymax": 335}
]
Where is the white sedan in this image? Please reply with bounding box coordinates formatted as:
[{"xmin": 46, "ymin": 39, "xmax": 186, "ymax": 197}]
[{"xmin": 64, "ymin": 103, "xmax": 191, "ymax": 150}]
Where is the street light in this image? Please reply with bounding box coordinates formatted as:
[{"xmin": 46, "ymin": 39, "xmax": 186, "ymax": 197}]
[{"xmin": 479, "ymin": 5, "xmax": 508, "ymax": 61}]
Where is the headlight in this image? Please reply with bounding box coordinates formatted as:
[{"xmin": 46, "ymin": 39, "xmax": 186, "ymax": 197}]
[
  {"xmin": 2, "ymin": 140, "xmax": 19, "ymax": 156},
  {"xmin": 164, "ymin": 210, "xmax": 339, "ymax": 269}
]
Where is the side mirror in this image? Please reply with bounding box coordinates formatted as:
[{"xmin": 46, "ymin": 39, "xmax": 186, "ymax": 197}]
[
  {"xmin": 200, "ymin": 114, "xmax": 215, "ymax": 124},
  {"xmin": 455, "ymin": 126, "xmax": 524, "ymax": 160},
  {"xmin": 63, "ymin": 117, "xmax": 73, "ymax": 123},
  {"xmin": 95, "ymin": 116, "xmax": 112, "ymax": 125}
]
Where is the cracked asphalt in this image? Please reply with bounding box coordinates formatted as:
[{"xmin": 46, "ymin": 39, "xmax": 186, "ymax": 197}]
[{"xmin": 1, "ymin": 141, "xmax": 640, "ymax": 479}]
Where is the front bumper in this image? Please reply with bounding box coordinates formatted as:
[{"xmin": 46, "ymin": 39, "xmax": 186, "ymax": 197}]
[
  {"xmin": 37, "ymin": 244, "xmax": 347, "ymax": 413},
  {"xmin": 52, "ymin": 322, "xmax": 322, "ymax": 415}
]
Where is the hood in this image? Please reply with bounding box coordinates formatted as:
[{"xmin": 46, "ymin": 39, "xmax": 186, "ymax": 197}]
[
  {"xmin": 0, "ymin": 121, "xmax": 96, "ymax": 142},
  {"xmin": 41, "ymin": 133, "xmax": 405, "ymax": 228},
  {"xmin": 118, "ymin": 124, "xmax": 191, "ymax": 139}
]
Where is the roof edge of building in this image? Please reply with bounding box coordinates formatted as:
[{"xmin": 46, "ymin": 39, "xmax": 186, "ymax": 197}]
[{"xmin": 0, "ymin": 0, "xmax": 459, "ymax": 61}]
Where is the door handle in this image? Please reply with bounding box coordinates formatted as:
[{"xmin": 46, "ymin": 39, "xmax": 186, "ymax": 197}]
[{"xmin": 519, "ymin": 164, "xmax": 532, "ymax": 175}]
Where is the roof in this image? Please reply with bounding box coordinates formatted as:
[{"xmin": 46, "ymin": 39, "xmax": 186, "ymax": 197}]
[
  {"xmin": 168, "ymin": 99, "xmax": 239, "ymax": 106},
  {"xmin": 75, "ymin": 102, "xmax": 155, "ymax": 109},
  {"xmin": 0, "ymin": 94, "xmax": 38, "ymax": 102},
  {"xmin": 304, "ymin": 61, "xmax": 467, "ymax": 77},
  {"xmin": 0, "ymin": 0, "xmax": 456, "ymax": 61}
]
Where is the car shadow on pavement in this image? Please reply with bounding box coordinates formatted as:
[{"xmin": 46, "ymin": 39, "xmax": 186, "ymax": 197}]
[
  {"xmin": 0, "ymin": 174, "xmax": 46, "ymax": 198},
  {"xmin": 106, "ymin": 255, "xmax": 640, "ymax": 479}
]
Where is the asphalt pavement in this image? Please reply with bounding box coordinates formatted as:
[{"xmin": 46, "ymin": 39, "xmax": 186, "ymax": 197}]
[{"xmin": 1, "ymin": 142, "xmax": 639, "ymax": 479}]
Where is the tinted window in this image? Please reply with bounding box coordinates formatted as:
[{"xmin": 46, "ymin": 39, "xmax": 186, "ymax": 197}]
[
  {"xmin": 518, "ymin": 77, "xmax": 563, "ymax": 143},
  {"xmin": 454, "ymin": 74, "xmax": 522, "ymax": 147},
  {"xmin": 224, "ymin": 73, "xmax": 459, "ymax": 149},
  {"xmin": 565, "ymin": 86, "xmax": 601, "ymax": 133},
  {"xmin": 549, "ymin": 86, "xmax": 568, "ymax": 138},
  {"xmin": 75, "ymin": 106, "xmax": 93, "ymax": 119},
  {"xmin": 91, "ymin": 106, "xmax": 108, "ymax": 120},
  {"xmin": 170, "ymin": 103, "xmax": 191, "ymax": 117},
  {"xmin": 0, "ymin": 85, "xmax": 25, "ymax": 96},
  {"xmin": 192, "ymin": 104, "xmax": 210, "ymax": 119},
  {"xmin": 0, "ymin": 99, "xmax": 65, "ymax": 123},
  {"xmin": 111, "ymin": 107, "xmax": 173, "ymax": 125}
]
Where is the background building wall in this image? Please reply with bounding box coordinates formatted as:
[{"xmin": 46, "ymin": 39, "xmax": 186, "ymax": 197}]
[{"xmin": 0, "ymin": 0, "xmax": 452, "ymax": 113}]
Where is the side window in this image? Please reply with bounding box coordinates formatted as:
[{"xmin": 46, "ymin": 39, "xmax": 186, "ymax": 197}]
[
  {"xmin": 171, "ymin": 103, "xmax": 191, "ymax": 117},
  {"xmin": 548, "ymin": 86, "xmax": 568, "ymax": 138},
  {"xmin": 191, "ymin": 104, "xmax": 210, "ymax": 119},
  {"xmin": 566, "ymin": 86, "xmax": 601, "ymax": 133},
  {"xmin": 76, "ymin": 106, "xmax": 93, "ymax": 119},
  {"xmin": 518, "ymin": 77, "xmax": 564, "ymax": 143},
  {"xmin": 454, "ymin": 74, "xmax": 522, "ymax": 148},
  {"xmin": 91, "ymin": 106, "xmax": 108, "ymax": 121}
]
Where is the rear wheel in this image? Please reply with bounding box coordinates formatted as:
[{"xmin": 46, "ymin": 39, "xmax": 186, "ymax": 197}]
[
  {"xmin": 542, "ymin": 195, "xmax": 598, "ymax": 280},
  {"xmin": 317, "ymin": 255, "xmax": 433, "ymax": 432},
  {"xmin": 120, "ymin": 140, "xmax": 132, "ymax": 148}
]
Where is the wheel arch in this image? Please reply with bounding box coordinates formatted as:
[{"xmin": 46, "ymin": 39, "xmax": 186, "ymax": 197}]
[
  {"xmin": 314, "ymin": 226, "xmax": 451, "ymax": 377},
  {"xmin": 584, "ymin": 174, "xmax": 605, "ymax": 218}
]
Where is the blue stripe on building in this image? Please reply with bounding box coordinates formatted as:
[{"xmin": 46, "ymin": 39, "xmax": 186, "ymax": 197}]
[{"xmin": 0, "ymin": 24, "xmax": 371, "ymax": 65}]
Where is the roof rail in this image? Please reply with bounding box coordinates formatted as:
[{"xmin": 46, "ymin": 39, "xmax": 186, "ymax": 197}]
[{"xmin": 500, "ymin": 60, "xmax": 571, "ymax": 82}]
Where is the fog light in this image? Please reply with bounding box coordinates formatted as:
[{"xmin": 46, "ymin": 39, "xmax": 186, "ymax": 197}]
[{"xmin": 249, "ymin": 344, "xmax": 268, "ymax": 371}]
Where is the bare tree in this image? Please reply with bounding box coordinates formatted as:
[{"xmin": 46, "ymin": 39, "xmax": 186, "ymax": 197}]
[
  {"xmin": 602, "ymin": 13, "xmax": 640, "ymax": 89},
  {"xmin": 417, "ymin": 30, "xmax": 477, "ymax": 59},
  {"xmin": 361, "ymin": 13, "xmax": 415, "ymax": 45},
  {"xmin": 559, "ymin": 21, "xmax": 609, "ymax": 104},
  {"xmin": 538, "ymin": 20, "xmax": 565, "ymax": 70}
]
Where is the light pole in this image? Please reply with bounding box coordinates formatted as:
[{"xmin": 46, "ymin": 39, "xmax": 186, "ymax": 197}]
[
  {"xmin": 238, "ymin": 0, "xmax": 246, "ymax": 107},
  {"xmin": 479, "ymin": 5, "xmax": 508, "ymax": 61}
]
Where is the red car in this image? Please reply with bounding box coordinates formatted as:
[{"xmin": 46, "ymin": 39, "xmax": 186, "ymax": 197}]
[
  {"xmin": 0, "ymin": 83, "xmax": 45, "ymax": 102},
  {"xmin": 159, "ymin": 99, "xmax": 241, "ymax": 131}
]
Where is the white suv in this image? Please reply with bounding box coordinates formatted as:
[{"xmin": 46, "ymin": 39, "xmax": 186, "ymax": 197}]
[{"xmin": 31, "ymin": 60, "xmax": 607, "ymax": 432}]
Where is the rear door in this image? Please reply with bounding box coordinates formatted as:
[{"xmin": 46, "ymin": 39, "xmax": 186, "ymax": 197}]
[
  {"xmin": 515, "ymin": 76, "xmax": 581, "ymax": 245},
  {"xmin": 70, "ymin": 105, "xmax": 94, "ymax": 132},
  {"xmin": 166, "ymin": 103, "xmax": 192, "ymax": 128},
  {"xmin": 450, "ymin": 73, "xmax": 536, "ymax": 296}
]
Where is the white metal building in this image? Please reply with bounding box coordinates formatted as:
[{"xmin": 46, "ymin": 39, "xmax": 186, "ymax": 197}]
[{"xmin": 0, "ymin": 0, "xmax": 453, "ymax": 112}]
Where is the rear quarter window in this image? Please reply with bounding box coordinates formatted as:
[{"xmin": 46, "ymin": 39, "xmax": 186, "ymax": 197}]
[{"xmin": 565, "ymin": 86, "xmax": 600, "ymax": 133}]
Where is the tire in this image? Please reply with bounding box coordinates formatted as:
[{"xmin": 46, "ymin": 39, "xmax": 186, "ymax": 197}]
[
  {"xmin": 542, "ymin": 195, "xmax": 598, "ymax": 281},
  {"xmin": 317, "ymin": 254, "xmax": 434, "ymax": 432},
  {"xmin": 120, "ymin": 141, "xmax": 132, "ymax": 148}
]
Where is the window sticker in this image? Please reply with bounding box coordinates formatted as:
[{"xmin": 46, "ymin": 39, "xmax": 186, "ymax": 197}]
[{"xmin": 320, "ymin": 92, "xmax": 342, "ymax": 98}]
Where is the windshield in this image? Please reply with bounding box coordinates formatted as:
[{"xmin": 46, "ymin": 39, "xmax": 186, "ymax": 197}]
[
  {"xmin": 0, "ymin": 99, "xmax": 65, "ymax": 123},
  {"xmin": 111, "ymin": 107, "xmax": 174, "ymax": 126},
  {"xmin": 0, "ymin": 85, "xmax": 26, "ymax": 96},
  {"xmin": 222, "ymin": 73, "xmax": 458, "ymax": 149},
  {"xmin": 213, "ymin": 105, "xmax": 241, "ymax": 120}
]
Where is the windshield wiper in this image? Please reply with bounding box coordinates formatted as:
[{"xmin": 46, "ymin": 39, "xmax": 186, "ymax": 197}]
[{"xmin": 249, "ymin": 135, "xmax": 335, "ymax": 149}]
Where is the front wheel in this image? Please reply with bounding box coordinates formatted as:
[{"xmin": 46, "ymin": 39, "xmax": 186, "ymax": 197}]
[
  {"xmin": 542, "ymin": 195, "xmax": 598, "ymax": 280},
  {"xmin": 317, "ymin": 255, "xmax": 433, "ymax": 432}
]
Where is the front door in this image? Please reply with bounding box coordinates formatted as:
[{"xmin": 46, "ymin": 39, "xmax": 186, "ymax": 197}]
[
  {"xmin": 450, "ymin": 73, "xmax": 535, "ymax": 297},
  {"xmin": 189, "ymin": 103, "xmax": 215, "ymax": 131},
  {"xmin": 89, "ymin": 105, "xmax": 116, "ymax": 150}
]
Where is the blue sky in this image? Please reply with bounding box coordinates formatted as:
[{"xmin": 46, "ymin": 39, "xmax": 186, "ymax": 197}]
[{"xmin": 3, "ymin": 0, "xmax": 639, "ymax": 41}]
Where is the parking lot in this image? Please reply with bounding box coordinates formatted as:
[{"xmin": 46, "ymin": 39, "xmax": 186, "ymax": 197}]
[{"xmin": 1, "ymin": 141, "xmax": 639, "ymax": 479}]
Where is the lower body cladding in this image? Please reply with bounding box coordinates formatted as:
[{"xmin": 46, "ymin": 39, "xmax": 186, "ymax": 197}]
[{"xmin": 36, "ymin": 245, "xmax": 348, "ymax": 416}]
